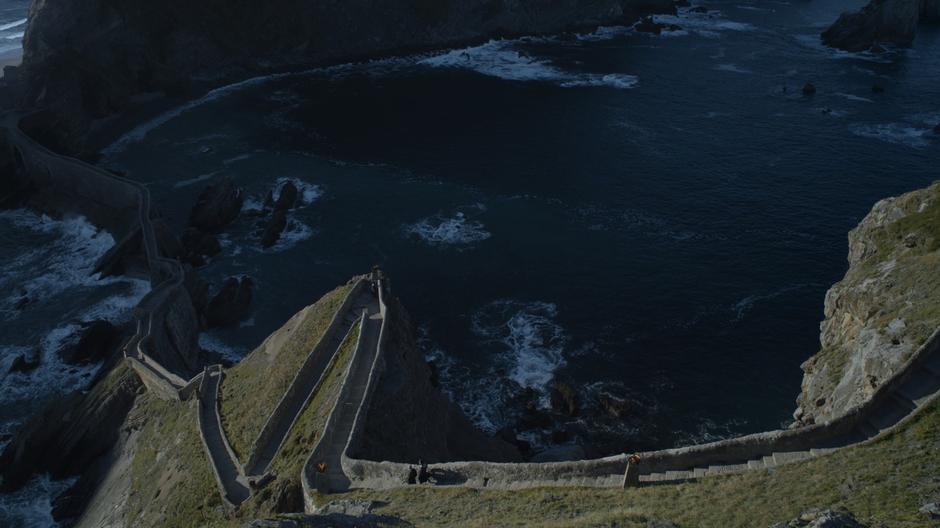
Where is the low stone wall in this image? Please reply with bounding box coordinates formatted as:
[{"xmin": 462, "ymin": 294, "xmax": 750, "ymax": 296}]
[
  {"xmin": 1, "ymin": 111, "xmax": 202, "ymax": 395},
  {"xmin": 196, "ymin": 365, "xmax": 238, "ymax": 510},
  {"xmin": 245, "ymin": 279, "xmax": 367, "ymax": 475},
  {"xmin": 340, "ymin": 325, "xmax": 940, "ymax": 490}
]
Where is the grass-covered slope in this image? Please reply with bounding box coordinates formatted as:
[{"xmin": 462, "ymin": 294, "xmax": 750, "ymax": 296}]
[
  {"xmin": 219, "ymin": 283, "xmax": 354, "ymax": 462},
  {"xmin": 340, "ymin": 396, "xmax": 940, "ymax": 527},
  {"xmin": 798, "ymin": 181, "xmax": 940, "ymax": 424}
]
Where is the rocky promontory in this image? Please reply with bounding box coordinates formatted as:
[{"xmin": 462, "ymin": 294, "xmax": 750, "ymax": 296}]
[
  {"xmin": 795, "ymin": 182, "xmax": 940, "ymax": 425},
  {"xmin": 822, "ymin": 0, "xmax": 940, "ymax": 52},
  {"xmin": 13, "ymin": 0, "xmax": 677, "ymax": 155}
]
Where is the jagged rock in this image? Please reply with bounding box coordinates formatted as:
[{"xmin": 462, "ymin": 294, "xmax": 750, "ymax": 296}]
[
  {"xmin": 188, "ymin": 176, "xmax": 243, "ymax": 232},
  {"xmin": 205, "ymin": 276, "xmax": 253, "ymax": 327},
  {"xmin": 796, "ymin": 182, "xmax": 940, "ymax": 425},
  {"xmin": 57, "ymin": 321, "xmax": 121, "ymax": 365},
  {"xmin": 821, "ymin": 0, "xmax": 921, "ymax": 52},
  {"xmin": 802, "ymin": 83, "xmax": 817, "ymax": 95},
  {"xmin": 635, "ymin": 15, "xmax": 681, "ymax": 34},
  {"xmin": 598, "ymin": 391, "xmax": 633, "ymax": 418},
  {"xmin": 274, "ymin": 181, "xmax": 298, "ymax": 211},
  {"xmin": 261, "ymin": 209, "xmax": 288, "ymax": 249},
  {"xmin": 8, "ymin": 348, "xmax": 41, "ymax": 373},
  {"xmin": 869, "ymin": 42, "xmax": 887, "ymax": 53},
  {"xmin": 769, "ymin": 508, "xmax": 867, "ymax": 528},
  {"xmin": 180, "ymin": 227, "xmax": 221, "ymax": 266},
  {"xmin": 317, "ymin": 499, "xmax": 376, "ymax": 517},
  {"xmin": 13, "ymin": 295, "xmax": 31, "ymax": 310},
  {"xmin": 550, "ymin": 382, "xmax": 580, "ymax": 417},
  {"xmin": 0, "ymin": 362, "xmax": 142, "ymax": 492}
]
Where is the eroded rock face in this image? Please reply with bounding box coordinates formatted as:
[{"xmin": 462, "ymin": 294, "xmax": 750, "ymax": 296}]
[
  {"xmin": 795, "ymin": 182, "xmax": 940, "ymax": 425},
  {"xmin": 16, "ymin": 0, "xmax": 677, "ymax": 154},
  {"xmin": 821, "ymin": 0, "xmax": 938, "ymax": 52},
  {"xmin": 189, "ymin": 176, "xmax": 243, "ymax": 232},
  {"xmin": 205, "ymin": 276, "xmax": 254, "ymax": 328}
]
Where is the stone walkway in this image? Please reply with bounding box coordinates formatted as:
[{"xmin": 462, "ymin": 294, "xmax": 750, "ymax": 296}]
[{"xmin": 198, "ymin": 366, "xmax": 250, "ymax": 505}]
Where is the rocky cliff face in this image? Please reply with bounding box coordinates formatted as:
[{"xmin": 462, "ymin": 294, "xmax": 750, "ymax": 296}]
[
  {"xmin": 795, "ymin": 182, "xmax": 940, "ymax": 425},
  {"xmin": 821, "ymin": 0, "xmax": 940, "ymax": 52},
  {"xmin": 15, "ymin": 0, "xmax": 674, "ymax": 155}
]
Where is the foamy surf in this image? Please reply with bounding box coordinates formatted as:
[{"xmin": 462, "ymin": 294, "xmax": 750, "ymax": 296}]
[
  {"xmin": 420, "ymin": 40, "xmax": 638, "ymax": 89},
  {"xmin": 405, "ymin": 211, "xmax": 491, "ymax": 247},
  {"xmin": 0, "ymin": 474, "xmax": 76, "ymax": 528}
]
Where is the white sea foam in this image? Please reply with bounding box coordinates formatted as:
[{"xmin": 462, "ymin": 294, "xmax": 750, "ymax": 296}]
[
  {"xmin": 849, "ymin": 122, "xmax": 934, "ymax": 148},
  {"xmin": 0, "ymin": 474, "xmax": 76, "ymax": 528},
  {"xmin": 273, "ymin": 177, "xmax": 323, "ymax": 206},
  {"xmin": 420, "ymin": 40, "xmax": 638, "ymax": 89},
  {"xmin": 731, "ymin": 284, "xmax": 813, "ymax": 322},
  {"xmin": 714, "ymin": 63, "xmax": 752, "ymax": 74},
  {"xmin": 405, "ymin": 212, "xmax": 491, "ymax": 247},
  {"xmin": 199, "ymin": 332, "xmax": 246, "ymax": 362},
  {"xmin": 834, "ymin": 92, "xmax": 873, "ymax": 103},
  {"xmin": 653, "ymin": 10, "xmax": 757, "ymax": 39},
  {"xmin": 173, "ymin": 171, "xmax": 219, "ymax": 189},
  {"xmin": 266, "ymin": 220, "xmax": 315, "ymax": 253},
  {"xmin": 0, "ymin": 18, "xmax": 26, "ymax": 32}
]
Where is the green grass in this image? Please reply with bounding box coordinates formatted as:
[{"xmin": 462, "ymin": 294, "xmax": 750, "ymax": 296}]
[
  {"xmin": 337, "ymin": 397, "xmax": 940, "ymax": 528},
  {"xmin": 218, "ymin": 283, "xmax": 355, "ymax": 462},
  {"xmin": 241, "ymin": 322, "xmax": 362, "ymax": 515},
  {"xmin": 126, "ymin": 394, "xmax": 232, "ymax": 528}
]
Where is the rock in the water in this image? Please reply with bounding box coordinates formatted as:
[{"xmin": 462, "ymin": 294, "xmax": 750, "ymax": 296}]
[
  {"xmin": 689, "ymin": 5, "xmax": 708, "ymax": 13},
  {"xmin": 550, "ymin": 382, "xmax": 580, "ymax": 417},
  {"xmin": 261, "ymin": 209, "xmax": 288, "ymax": 249},
  {"xmin": 770, "ymin": 508, "xmax": 867, "ymax": 528},
  {"xmin": 598, "ymin": 391, "xmax": 633, "ymax": 418},
  {"xmin": 274, "ymin": 181, "xmax": 299, "ymax": 212},
  {"xmin": 189, "ymin": 176, "xmax": 243, "ymax": 231},
  {"xmin": 57, "ymin": 321, "xmax": 121, "ymax": 365},
  {"xmin": 13, "ymin": 295, "xmax": 31, "ymax": 310},
  {"xmin": 180, "ymin": 227, "xmax": 222, "ymax": 266},
  {"xmin": 821, "ymin": 0, "xmax": 921, "ymax": 52},
  {"xmin": 634, "ymin": 15, "xmax": 681, "ymax": 34},
  {"xmin": 205, "ymin": 276, "xmax": 253, "ymax": 327},
  {"xmin": 802, "ymin": 82, "xmax": 817, "ymax": 95},
  {"xmin": 8, "ymin": 348, "xmax": 41, "ymax": 373}
]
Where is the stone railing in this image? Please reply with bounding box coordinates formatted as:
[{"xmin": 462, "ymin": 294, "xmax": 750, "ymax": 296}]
[
  {"xmin": 244, "ymin": 279, "xmax": 368, "ymax": 476},
  {"xmin": 1, "ymin": 111, "xmax": 201, "ymax": 399},
  {"xmin": 340, "ymin": 326, "xmax": 940, "ymax": 489},
  {"xmin": 300, "ymin": 309, "xmax": 370, "ymax": 512}
]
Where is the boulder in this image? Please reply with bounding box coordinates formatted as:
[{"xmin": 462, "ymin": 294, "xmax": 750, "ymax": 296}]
[
  {"xmin": 821, "ymin": 0, "xmax": 921, "ymax": 52},
  {"xmin": 205, "ymin": 276, "xmax": 254, "ymax": 327},
  {"xmin": 549, "ymin": 382, "xmax": 580, "ymax": 417},
  {"xmin": 180, "ymin": 227, "xmax": 221, "ymax": 266},
  {"xmin": 274, "ymin": 181, "xmax": 299, "ymax": 211},
  {"xmin": 8, "ymin": 348, "xmax": 41, "ymax": 373},
  {"xmin": 57, "ymin": 321, "xmax": 121, "ymax": 365},
  {"xmin": 802, "ymin": 83, "xmax": 817, "ymax": 95},
  {"xmin": 188, "ymin": 176, "xmax": 243, "ymax": 231},
  {"xmin": 597, "ymin": 391, "xmax": 633, "ymax": 418},
  {"xmin": 261, "ymin": 209, "xmax": 288, "ymax": 249},
  {"xmin": 769, "ymin": 508, "xmax": 867, "ymax": 528}
]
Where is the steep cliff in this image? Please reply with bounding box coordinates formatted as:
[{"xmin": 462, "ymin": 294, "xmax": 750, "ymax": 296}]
[
  {"xmin": 795, "ymin": 182, "xmax": 940, "ymax": 425},
  {"xmin": 15, "ymin": 0, "xmax": 675, "ymax": 155},
  {"xmin": 821, "ymin": 0, "xmax": 940, "ymax": 52}
]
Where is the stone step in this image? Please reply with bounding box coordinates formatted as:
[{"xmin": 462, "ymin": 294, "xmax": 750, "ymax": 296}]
[
  {"xmin": 664, "ymin": 470, "xmax": 693, "ymax": 481},
  {"xmin": 762, "ymin": 456, "xmax": 777, "ymax": 468},
  {"xmin": 772, "ymin": 451, "xmax": 811, "ymax": 465},
  {"xmin": 747, "ymin": 459, "xmax": 764, "ymax": 470},
  {"xmin": 693, "ymin": 468, "xmax": 707, "ymax": 478},
  {"xmin": 810, "ymin": 447, "xmax": 837, "ymax": 457}
]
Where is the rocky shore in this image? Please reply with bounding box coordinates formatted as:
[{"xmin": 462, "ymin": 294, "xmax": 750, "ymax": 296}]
[{"xmin": 822, "ymin": 0, "xmax": 940, "ymax": 52}]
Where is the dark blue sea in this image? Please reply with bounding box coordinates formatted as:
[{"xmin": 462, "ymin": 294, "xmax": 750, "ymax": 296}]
[{"xmin": 2, "ymin": 0, "xmax": 940, "ymax": 523}]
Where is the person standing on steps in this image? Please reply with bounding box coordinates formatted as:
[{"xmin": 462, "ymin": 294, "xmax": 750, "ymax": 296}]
[
  {"xmin": 418, "ymin": 460, "xmax": 430, "ymax": 484},
  {"xmin": 622, "ymin": 454, "xmax": 641, "ymax": 488},
  {"xmin": 407, "ymin": 466, "xmax": 417, "ymax": 484}
]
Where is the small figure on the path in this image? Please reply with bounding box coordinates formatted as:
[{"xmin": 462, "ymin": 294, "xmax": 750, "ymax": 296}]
[
  {"xmin": 407, "ymin": 466, "xmax": 417, "ymax": 484},
  {"xmin": 316, "ymin": 462, "xmax": 327, "ymax": 473},
  {"xmin": 622, "ymin": 454, "xmax": 641, "ymax": 488},
  {"xmin": 418, "ymin": 460, "xmax": 430, "ymax": 484}
]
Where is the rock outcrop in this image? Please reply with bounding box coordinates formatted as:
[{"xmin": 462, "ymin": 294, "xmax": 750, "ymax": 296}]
[
  {"xmin": 795, "ymin": 182, "xmax": 940, "ymax": 425},
  {"xmin": 14, "ymin": 0, "xmax": 676, "ymax": 155},
  {"xmin": 205, "ymin": 276, "xmax": 254, "ymax": 328},
  {"xmin": 354, "ymin": 296, "xmax": 520, "ymax": 463},
  {"xmin": 0, "ymin": 361, "xmax": 142, "ymax": 492},
  {"xmin": 188, "ymin": 176, "xmax": 243, "ymax": 232},
  {"xmin": 821, "ymin": 0, "xmax": 940, "ymax": 52}
]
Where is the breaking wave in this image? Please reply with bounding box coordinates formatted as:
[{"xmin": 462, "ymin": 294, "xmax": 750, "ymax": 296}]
[{"xmin": 405, "ymin": 212, "xmax": 491, "ymax": 247}]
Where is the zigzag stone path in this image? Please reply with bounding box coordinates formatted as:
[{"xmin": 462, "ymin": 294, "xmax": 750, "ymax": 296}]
[{"xmin": 198, "ymin": 365, "xmax": 251, "ymax": 506}]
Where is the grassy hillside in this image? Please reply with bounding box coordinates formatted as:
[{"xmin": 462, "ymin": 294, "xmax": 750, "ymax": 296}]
[
  {"xmin": 219, "ymin": 283, "xmax": 355, "ymax": 462},
  {"xmin": 336, "ymin": 396, "xmax": 940, "ymax": 527}
]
